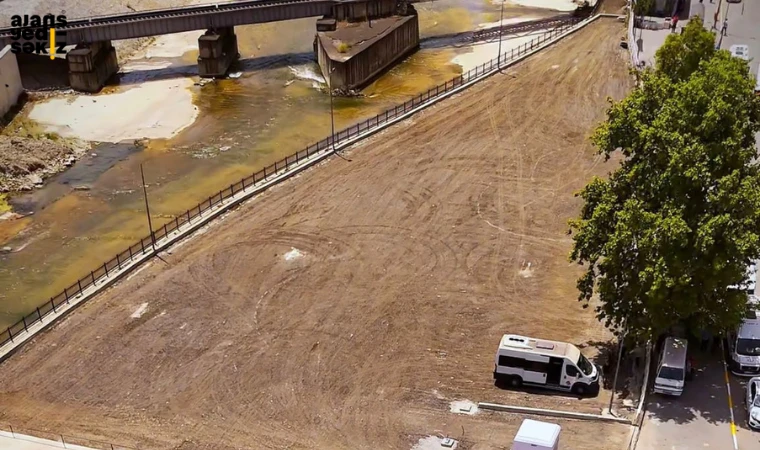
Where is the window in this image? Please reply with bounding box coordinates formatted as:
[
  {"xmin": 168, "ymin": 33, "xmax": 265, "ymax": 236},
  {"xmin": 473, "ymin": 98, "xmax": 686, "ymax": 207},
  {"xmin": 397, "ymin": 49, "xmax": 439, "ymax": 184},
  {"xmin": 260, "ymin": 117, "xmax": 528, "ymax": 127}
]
[
  {"xmin": 576, "ymin": 353, "xmax": 594, "ymax": 376},
  {"xmin": 738, "ymin": 338, "xmax": 760, "ymax": 356},
  {"xmin": 498, "ymin": 356, "xmax": 525, "ymax": 368},
  {"xmin": 658, "ymin": 366, "xmax": 684, "ymax": 381},
  {"xmin": 565, "ymin": 365, "xmax": 579, "ymax": 377},
  {"xmin": 524, "ymin": 360, "xmax": 549, "ymax": 373}
]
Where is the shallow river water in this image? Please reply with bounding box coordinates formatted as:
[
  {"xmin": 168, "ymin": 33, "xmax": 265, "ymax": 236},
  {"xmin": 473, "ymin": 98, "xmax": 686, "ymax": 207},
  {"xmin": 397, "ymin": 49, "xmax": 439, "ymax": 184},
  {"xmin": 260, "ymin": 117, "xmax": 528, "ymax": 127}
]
[{"xmin": 0, "ymin": 0, "xmax": 556, "ymax": 328}]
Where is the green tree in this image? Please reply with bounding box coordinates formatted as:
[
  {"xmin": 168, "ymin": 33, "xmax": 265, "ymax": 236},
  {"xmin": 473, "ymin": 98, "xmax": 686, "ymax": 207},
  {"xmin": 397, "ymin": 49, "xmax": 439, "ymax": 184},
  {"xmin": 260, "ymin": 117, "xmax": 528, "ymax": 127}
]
[{"xmin": 570, "ymin": 19, "xmax": 760, "ymax": 340}]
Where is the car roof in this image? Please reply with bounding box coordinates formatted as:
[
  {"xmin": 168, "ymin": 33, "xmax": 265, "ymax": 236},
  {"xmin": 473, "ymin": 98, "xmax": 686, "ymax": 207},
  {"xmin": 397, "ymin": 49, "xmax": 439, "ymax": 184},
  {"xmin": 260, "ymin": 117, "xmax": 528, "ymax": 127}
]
[
  {"xmin": 739, "ymin": 319, "xmax": 760, "ymax": 339},
  {"xmin": 499, "ymin": 334, "xmax": 580, "ymax": 361},
  {"xmin": 514, "ymin": 419, "xmax": 561, "ymax": 446},
  {"xmin": 661, "ymin": 337, "xmax": 688, "ymax": 367}
]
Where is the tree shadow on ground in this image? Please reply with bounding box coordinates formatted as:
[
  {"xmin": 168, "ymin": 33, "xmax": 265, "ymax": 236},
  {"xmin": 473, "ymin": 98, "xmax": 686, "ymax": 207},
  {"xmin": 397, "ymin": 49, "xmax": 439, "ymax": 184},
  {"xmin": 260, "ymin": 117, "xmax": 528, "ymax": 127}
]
[{"xmin": 644, "ymin": 344, "xmax": 734, "ymax": 426}]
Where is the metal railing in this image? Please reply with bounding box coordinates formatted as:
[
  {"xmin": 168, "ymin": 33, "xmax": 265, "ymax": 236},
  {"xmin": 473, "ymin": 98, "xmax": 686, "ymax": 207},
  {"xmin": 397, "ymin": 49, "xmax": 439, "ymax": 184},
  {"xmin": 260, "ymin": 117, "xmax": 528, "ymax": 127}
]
[
  {"xmin": 0, "ymin": 423, "xmax": 137, "ymax": 450},
  {"xmin": 0, "ymin": 17, "xmax": 586, "ymax": 350}
]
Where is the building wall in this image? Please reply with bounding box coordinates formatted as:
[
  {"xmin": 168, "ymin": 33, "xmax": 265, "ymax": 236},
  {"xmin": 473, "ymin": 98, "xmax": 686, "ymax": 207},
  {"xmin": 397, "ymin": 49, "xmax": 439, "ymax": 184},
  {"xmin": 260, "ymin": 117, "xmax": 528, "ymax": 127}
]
[
  {"xmin": 317, "ymin": 14, "xmax": 420, "ymax": 91},
  {"xmin": 0, "ymin": 45, "xmax": 23, "ymax": 117}
]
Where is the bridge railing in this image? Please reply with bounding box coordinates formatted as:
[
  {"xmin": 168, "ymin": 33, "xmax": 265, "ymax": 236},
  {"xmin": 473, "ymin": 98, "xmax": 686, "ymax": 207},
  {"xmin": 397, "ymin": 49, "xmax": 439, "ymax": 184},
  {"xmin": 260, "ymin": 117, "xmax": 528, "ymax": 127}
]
[{"xmin": 0, "ymin": 17, "xmax": 585, "ymax": 351}]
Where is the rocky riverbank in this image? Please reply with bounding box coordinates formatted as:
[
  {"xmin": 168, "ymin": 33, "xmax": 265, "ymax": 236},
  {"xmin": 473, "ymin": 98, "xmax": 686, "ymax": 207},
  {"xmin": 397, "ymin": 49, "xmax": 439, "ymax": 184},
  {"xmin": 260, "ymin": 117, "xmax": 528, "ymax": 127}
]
[{"xmin": 0, "ymin": 135, "xmax": 89, "ymax": 192}]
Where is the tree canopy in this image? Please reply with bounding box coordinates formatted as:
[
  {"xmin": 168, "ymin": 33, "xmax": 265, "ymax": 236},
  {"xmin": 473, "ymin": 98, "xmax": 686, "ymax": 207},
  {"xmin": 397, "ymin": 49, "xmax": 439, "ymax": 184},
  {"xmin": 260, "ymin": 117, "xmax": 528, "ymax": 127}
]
[{"xmin": 570, "ymin": 18, "xmax": 760, "ymax": 339}]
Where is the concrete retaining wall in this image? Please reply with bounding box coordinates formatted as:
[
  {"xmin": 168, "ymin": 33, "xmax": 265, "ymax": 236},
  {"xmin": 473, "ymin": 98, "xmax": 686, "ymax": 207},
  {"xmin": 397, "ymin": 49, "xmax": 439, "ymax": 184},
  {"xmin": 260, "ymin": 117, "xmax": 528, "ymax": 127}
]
[
  {"xmin": 316, "ymin": 13, "xmax": 419, "ymax": 91},
  {"xmin": 0, "ymin": 46, "xmax": 23, "ymax": 117}
]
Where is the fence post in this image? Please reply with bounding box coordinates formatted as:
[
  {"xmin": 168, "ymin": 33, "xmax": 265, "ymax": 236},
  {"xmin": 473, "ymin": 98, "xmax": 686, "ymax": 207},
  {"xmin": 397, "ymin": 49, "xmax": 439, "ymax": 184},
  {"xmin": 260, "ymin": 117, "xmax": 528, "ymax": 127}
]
[
  {"xmin": 104, "ymin": 262, "xmax": 109, "ymax": 277},
  {"xmin": 51, "ymin": 298, "xmax": 56, "ymax": 313},
  {"xmin": 22, "ymin": 316, "xmax": 28, "ymax": 332},
  {"xmin": 78, "ymin": 279, "xmax": 83, "ymax": 295},
  {"xmin": 61, "ymin": 435, "xmax": 66, "ymax": 448},
  {"xmin": 64, "ymin": 287, "xmax": 69, "ymax": 303},
  {"xmin": 175, "ymin": 217, "xmax": 180, "ymax": 231},
  {"xmin": 36, "ymin": 307, "xmax": 42, "ymax": 322},
  {"xmin": 91, "ymin": 271, "xmax": 96, "ymax": 285},
  {"xmin": 116, "ymin": 253, "xmax": 121, "ymax": 268},
  {"xmin": 7, "ymin": 326, "xmax": 13, "ymax": 342}
]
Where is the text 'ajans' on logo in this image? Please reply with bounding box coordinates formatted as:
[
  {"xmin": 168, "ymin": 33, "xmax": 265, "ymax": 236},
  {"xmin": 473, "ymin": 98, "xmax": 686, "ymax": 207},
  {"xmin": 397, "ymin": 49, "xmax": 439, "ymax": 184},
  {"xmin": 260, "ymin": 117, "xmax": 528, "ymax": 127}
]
[{"xmin": 9, "ymin": 14, "xmax": 68, "ymax": 59}]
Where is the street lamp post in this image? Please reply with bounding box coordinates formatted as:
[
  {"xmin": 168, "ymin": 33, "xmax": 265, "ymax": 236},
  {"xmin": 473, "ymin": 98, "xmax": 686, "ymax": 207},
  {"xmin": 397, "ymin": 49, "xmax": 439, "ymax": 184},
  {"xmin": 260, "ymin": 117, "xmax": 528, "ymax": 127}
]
[
  {"xmin": 140, "ymin": 164, "xmax": 156, "ymax": 252},
  {"xmin": 327, "ymin": 66, "xmax": 336, "ymax": 152},
  {"xmin": 497, "ymin": 0, "xmax": 505, "ymax": 69}
]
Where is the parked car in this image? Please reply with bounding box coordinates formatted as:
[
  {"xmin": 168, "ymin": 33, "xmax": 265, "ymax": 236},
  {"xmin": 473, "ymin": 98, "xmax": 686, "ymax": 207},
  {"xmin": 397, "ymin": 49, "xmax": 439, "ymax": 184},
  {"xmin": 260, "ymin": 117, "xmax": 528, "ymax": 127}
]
[
  {"xmin": 745, "ymin": 376, "xmax": 760, "ymax": 429},
  {"xmin": 727, "ymin": 296, "xmax": 760, "ymax": 376},
  {"xmin": 493, "ymin": 334, "xmax": 600, "ymax": 396},
  {"xmin": 653, "ymin": 337, "xmax": 691, "ymax": 396}
]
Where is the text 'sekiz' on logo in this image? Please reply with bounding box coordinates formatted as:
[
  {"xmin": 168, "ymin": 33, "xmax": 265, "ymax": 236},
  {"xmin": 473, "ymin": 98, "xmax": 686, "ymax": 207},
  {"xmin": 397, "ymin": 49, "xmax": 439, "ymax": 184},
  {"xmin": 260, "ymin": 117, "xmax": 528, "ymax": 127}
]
[{"xmin": 10, "ymin": 14, "xmax": 68, "ymax": 59}]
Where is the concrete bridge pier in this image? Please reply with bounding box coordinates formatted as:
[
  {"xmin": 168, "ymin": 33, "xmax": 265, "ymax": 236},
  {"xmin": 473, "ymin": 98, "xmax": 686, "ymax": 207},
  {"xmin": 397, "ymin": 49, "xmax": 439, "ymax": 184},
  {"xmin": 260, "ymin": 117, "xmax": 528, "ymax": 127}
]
[
  {"xmin": 67, "ymin": 41, "xmax": 119, "ymax": 93},
  {"xmin": 197, "ymin": 27, "xmax": 240, "ymax": 77}
]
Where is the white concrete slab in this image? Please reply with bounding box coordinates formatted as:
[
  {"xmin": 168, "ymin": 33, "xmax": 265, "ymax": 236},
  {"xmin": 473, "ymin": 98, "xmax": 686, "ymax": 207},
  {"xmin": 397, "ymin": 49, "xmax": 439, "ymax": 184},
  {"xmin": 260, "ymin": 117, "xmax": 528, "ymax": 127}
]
[{"xmin": 0, "ymin": 430, "xmax": 97, "ymax": 450}]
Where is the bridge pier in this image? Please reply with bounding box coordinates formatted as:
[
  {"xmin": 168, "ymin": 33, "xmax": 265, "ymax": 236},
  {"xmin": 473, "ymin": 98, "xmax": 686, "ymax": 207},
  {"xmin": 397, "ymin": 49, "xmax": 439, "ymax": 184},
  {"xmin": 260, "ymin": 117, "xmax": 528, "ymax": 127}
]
[
  {"xmin": 197, "ymin": 27, "xmax": 240, "ymax": 77},
  {"xmin": 67, "ymin": 41, "xmax": 119, "ymax": 93}
]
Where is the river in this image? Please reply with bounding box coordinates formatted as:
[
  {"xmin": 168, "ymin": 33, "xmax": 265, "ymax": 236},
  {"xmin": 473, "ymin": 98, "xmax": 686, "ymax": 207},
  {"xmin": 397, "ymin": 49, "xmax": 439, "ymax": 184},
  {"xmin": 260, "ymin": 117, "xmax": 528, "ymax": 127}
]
[{"xmin": 0, "ymin": 0, "xmax": 562, "ymax": 328}]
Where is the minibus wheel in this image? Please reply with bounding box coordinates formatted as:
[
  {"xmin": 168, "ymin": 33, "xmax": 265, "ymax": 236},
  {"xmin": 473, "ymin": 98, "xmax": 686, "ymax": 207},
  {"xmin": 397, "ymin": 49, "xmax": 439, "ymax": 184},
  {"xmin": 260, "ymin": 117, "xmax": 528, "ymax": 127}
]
[{"xmin": 509, "ymin": 376, "xmax": 523, "ymax": 388}]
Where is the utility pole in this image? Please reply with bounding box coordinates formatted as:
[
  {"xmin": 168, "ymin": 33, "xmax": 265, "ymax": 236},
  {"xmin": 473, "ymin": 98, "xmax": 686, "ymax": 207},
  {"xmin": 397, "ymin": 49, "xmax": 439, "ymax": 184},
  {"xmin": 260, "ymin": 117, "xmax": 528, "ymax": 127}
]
[
  {"xmin": 497, "ymin": 0, "xmax": 505, "ymax": 68},
  {"xmin": 140, "ymin": 164, "xmax": 156, "ymax": 252}
]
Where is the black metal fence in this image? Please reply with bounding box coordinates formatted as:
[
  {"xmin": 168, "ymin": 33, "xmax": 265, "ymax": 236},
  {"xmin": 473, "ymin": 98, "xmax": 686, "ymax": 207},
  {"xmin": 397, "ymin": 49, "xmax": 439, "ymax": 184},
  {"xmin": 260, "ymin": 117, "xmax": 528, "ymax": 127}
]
[
  {"xmin": 0, "ymin": 17, "xmax": 586, "ymax": 350},
  {"xmin": 0, "ymin": 423, "xmax": 137, "ymax": 450}
]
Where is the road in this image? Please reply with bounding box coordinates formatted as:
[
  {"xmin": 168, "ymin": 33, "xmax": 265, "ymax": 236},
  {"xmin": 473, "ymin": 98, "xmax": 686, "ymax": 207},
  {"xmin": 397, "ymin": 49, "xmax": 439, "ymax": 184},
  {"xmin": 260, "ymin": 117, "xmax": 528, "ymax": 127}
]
[{"xmin": 638, "ymin": 350, "xmax": 760, "ymax": 450}]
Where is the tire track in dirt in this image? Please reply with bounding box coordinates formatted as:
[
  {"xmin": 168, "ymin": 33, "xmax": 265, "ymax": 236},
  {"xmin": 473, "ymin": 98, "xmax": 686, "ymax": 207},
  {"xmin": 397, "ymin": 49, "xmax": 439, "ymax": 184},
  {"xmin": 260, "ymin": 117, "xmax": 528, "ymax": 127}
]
[{"xmin": 0, "ymin": 19, "xmax": 633, "ymax": 450}]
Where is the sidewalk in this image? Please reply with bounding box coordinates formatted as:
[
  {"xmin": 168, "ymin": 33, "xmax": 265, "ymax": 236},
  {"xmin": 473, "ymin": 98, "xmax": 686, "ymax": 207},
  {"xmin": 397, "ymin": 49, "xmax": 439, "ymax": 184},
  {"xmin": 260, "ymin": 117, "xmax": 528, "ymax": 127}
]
[
  {"xmin": 0, "ymin": 430, "xmax": 96, "ymax": 450},
  {"xmin": 633, "ymin": 0, "xmax": 760, "ymax": 75}
]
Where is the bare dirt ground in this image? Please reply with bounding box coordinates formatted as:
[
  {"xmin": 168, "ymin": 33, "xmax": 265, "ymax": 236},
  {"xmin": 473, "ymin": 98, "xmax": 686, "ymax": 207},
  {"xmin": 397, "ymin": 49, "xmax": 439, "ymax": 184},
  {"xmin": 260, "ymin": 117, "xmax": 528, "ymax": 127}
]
[{"xmin": 0, "ymin": 19, "xmax": 633, "ymax": 450}]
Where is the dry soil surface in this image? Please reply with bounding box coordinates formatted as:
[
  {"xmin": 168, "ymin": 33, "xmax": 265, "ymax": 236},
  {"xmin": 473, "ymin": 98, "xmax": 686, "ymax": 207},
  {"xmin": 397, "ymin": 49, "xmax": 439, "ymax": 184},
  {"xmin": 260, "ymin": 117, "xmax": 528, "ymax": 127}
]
[{"xmin": 0, "ymin": 19, "xmax": 633, "ymax": 450}]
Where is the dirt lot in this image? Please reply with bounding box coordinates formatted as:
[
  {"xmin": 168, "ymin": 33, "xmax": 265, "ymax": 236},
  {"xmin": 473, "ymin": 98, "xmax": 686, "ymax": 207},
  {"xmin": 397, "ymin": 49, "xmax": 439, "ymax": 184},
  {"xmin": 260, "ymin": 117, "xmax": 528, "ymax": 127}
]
[{"xmin": 0, "ymin": 19, "xmax": 633, "ymax": 450}]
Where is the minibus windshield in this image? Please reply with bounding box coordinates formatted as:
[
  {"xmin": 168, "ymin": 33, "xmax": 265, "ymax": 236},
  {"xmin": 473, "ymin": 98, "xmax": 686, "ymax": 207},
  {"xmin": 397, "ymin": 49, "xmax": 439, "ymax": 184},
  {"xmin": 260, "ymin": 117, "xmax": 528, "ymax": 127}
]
[
  {"xmin": 658, "ymin": 366, "xmax": 684, "ymax": 381},
  {"xmin": 576, "ymin": 353, "xmax": 594, "ymax": 376},
  {"xmin": 737, "ymin": 338, "xmax": 760, "ymax": 356}
]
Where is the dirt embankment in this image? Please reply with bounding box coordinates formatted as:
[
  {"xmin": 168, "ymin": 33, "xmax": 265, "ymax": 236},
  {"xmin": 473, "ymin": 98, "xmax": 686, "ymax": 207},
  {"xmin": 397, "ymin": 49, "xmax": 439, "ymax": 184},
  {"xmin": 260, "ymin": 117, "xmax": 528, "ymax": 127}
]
[
  {"xmin": 0, "ymin": 19, "xmax": 633, "ymax": 450},
  {"xmin": 0, "ymin": 110, "xmax": 89, "ymax": 193},
  {"xmin": 0, "ymin": 136, "xmax": 79, "ymax": 192}
]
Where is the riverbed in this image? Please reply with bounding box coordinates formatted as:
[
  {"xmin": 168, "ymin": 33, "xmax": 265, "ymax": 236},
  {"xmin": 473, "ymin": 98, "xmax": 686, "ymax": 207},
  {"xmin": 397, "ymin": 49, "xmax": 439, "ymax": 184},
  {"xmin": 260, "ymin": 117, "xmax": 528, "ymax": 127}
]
[{"xmin": 0, "ymin": 0, "xmax": 572, "ymax": 328}]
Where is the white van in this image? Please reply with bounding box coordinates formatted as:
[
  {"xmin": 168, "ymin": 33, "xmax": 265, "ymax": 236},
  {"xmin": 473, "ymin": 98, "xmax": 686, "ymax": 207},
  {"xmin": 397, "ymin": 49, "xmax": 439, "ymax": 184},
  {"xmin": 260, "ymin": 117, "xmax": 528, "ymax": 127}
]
[
  {"xmin": 728, "ymin": 296, "xmax": 760, "ymax": 376},
  {"xmin": 493, "ymin": 334, "xmax": 600, "ymax": 396},
  {"xmin": 653, "ymin": 337, "xmax": 689, "ymax": 396},
  {"xmin": 512, "ymin": 419, "xmax": 560, "ymax": 450}
]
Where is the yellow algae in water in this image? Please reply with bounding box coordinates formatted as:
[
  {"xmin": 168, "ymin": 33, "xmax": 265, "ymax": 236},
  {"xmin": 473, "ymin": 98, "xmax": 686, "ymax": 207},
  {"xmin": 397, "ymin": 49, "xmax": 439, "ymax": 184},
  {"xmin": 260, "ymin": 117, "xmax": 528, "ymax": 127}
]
[
  {"xmin": 364, "ymin": 48, "xmax": 462, "ymax": 100},
  {"xmin": 0, "ymin": 193, "xmax": 10, "ymax": 213},
  {"xmin": 418, "ymin": 7, "xmax": 476, "ymax": 35},
  {"xmin": 0, "ymin": 215, "xmax": 31, "ymax": 246}
]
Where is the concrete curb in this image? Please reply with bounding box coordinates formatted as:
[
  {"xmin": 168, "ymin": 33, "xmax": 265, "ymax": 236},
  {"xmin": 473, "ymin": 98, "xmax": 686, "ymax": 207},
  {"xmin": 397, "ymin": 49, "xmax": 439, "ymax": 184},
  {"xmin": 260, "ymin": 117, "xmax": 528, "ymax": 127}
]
[
  {"xmin": 0, "ymin": 14, "xmax": 611, "ymax": 363},
  {"xmin": 627, "ymin": 341, "xmax": 652, "ymax": 450},
  {"xmin": 478, "ymin": 402, "xmax": 632, "ymax": 424}
]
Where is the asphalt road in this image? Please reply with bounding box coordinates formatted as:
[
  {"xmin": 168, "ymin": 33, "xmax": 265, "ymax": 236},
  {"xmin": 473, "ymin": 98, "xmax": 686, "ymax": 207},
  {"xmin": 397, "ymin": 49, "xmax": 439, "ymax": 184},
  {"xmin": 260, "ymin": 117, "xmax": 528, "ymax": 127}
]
[{"xmin": 638, "ymin": 350, "xmax": 760, "ymax": 450}]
